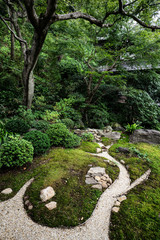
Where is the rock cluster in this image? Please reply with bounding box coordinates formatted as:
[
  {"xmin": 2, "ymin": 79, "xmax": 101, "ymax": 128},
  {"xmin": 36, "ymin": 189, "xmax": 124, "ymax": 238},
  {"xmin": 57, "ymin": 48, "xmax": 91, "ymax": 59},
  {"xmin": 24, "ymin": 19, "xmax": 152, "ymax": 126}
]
[
  {"xmin": 85, "ymin": 167, "xmax": 112, "ymax": 190},
  {"xmin": 74, "ymin": 127, "xmax": 121, "ymax": 141},
  {"xmin": 112, "ymin": 195, "xmax": 127, "ymax": 213}
]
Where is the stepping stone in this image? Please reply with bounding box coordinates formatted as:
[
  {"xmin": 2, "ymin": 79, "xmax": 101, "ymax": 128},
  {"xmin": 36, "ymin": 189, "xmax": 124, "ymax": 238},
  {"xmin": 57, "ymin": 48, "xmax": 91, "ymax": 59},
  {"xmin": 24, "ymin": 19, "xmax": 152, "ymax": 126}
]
[
  {"xmin": 91, "ymin": 184, "xmax": 102, "ymax": 190},
  {"xmin": 40, "ymin": 186, "xmax": 55, "ymax": 202},
  {"xmin": 117, "ymin": 195, "xmax": 127, "ymax": 202},
  {"xmin": 85, "ymin": 178, "xmax": 98, "ymax": 185},
  {"xmin": 1, "ymin": 188, "xmax": 12, "ymax": 194},
  {"xmin": 112, "ymin": 207, "xmax": 120, "ymax": 213},
  {"xmin": 88, "ymin": 167, "xmax": 106, "ymax": 176},
  {"xmin": 96, "ymin": 148, "xmax": 102, "ymax": 153},
  {"xmin": 114, "ymin": 201, "xmax": 121, "ymax": 207},
  {"xmin": 45, "ymin": 201, "xmax": 57, "ymax": 210}
]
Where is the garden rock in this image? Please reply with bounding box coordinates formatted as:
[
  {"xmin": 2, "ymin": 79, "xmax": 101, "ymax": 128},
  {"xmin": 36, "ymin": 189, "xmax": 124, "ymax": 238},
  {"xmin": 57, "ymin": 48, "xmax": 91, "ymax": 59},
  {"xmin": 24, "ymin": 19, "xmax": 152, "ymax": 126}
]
[
  {"xmin": 120, "ymin": 160, "xmax": 125, "ymax": 164},
  {"xmin": 91, "ymin": 184, "xmax": 102, "ymax": 190},
  {"xmin": 40, "ymin": 187, "xmax": 55, "ymax": 202},
  {"xmin": 1, "ymin": 188, "xmax": 12, "ymax": 194},
  {"xmin": 103, "ymin": 131, "xmax": 121, "ymax": 140},
  {"xmin": 45, "ymin": 201, "xmax": 57, "ymax": 210},
  {"xmin": 118, "ymin": 147, "xmax": 130, "ymax": 154},
  {"xmin": 96, "ymin": 148, "xmax": 102, "ymax": 153},
  {"xmin": 130, "ymin": 129, "xmax": 160, "ymax": 145}
]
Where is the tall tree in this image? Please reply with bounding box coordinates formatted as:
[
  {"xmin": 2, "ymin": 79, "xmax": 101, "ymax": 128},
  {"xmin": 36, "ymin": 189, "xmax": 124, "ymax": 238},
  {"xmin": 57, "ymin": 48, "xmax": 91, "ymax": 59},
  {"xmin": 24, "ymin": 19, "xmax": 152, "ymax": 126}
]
[{"xmin": 0, "ymin": 0, "xmax": 160, "ymax": 108}]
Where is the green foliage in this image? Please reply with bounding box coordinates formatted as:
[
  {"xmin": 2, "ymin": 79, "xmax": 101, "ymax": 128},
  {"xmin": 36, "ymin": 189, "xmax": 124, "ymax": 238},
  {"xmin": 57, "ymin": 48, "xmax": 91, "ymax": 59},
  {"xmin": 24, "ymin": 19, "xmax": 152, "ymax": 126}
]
[
  {"xmin": 81, "ymin": 133, "xmax": 94, "ymax": 142},
  {"xmin": 61, "ymin": 118, "xmax": 74, "ymax": 129},
  {"xmin": 46, "ymin": 123, "xmax": 81, "ymax": 148},
  {"xmin": 42, "ymin": 110, "xmax": 60, "ymax": 123},
  {"xmin": 122, "ymin": 88, "xmax": 160, "ymax": 128},
  {"xmin": 32, "ymin": 120, "xmax": 50, "ymax": 132},
  {"xmin": 129, "ymin": 146, "xmax": 151, "ymax": 162},
  {"xmin": 86, "ymin": 106, "xmax": 109, "ymax": 129},
  {"xmin": 16, "ymin": 106, "xmax": 35, "ymax": 126},
  {"xmin": 5, "ymin": 118, "xmax": 30, "ymax": 135},
  {"xmin": 23, "ymin": 130, "xmax": 50, "ymax": 155},
  {"xmin": 0, "ymin": 136, "xmax": 33, "ymax": 168},
  {"xmin": 125, "ymin": 122, "xmax": 142, "ymax": 133}
]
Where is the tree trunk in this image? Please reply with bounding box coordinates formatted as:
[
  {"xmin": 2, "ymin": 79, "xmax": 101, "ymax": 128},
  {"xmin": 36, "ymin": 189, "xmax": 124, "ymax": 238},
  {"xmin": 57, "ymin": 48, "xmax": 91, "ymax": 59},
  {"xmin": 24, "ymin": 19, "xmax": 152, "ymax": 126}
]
[
  {"xmin": 22, "ymin": 31, "xmax": 48, "ymax": 109},
  {"xmin": 10, "ymin": 23, "xmax": 15, "ymax": 60}
]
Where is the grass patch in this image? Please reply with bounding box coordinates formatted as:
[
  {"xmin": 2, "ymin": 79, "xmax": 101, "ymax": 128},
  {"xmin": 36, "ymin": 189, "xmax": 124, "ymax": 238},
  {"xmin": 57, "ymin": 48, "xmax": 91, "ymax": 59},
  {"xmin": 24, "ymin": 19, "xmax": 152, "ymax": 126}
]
[
  {"xmin": 0, "ymin": 147, "xmax": 119, "ymax": 227},
  {"xmin": 109, "ymin": 142, "xmax": 160, "ymax": 240},
  {"xmin": 79, "ymin": 141, "xmax": 100, "ymax": 153},
  {"xmin": 101, "ymin": 137, "xmax": 113, "ymax": 146}
]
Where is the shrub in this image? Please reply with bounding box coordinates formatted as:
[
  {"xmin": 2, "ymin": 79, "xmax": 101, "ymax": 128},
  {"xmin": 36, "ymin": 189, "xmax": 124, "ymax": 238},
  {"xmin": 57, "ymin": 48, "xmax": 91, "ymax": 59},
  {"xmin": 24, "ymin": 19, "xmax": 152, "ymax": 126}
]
[
  {"xmin": 61, "ymin": 118, "xmax": 74, "ymax": 129},
  {"xmin": 42, "ymin": 110, "xmax": 59, "ymax": 123},
  {"xmin": 5, "ymin": 118, "xmax": 30, "ymax": 135},
  {"xmin": 32, "ymin": 120, "xmax": 50, "ymax": 132},
  {"xmin": 87, "ymin": 107, "xmax": 109, "ymax": 129},
  {"xmin": 81, "ymin": 133, "xmax": 94, "ymax": 142},
  {"xmin": 23, "ymin": 130, "xmax": 50, "ymax": 155},
  {"xmin": 0, "ymin": 136, "xmax": 33, "ymax": 167},
  {"xmin": 46, "ymin": 123, "xmax": 81, "ymax": 148}
]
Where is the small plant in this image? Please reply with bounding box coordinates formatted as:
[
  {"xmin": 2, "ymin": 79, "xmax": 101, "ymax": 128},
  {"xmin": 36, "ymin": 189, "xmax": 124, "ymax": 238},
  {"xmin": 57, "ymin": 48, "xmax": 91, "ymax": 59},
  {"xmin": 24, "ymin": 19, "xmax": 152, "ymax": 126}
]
[
  {"xmin": 0, "ymin": 136, "xmax": 33, "ymax": 167},
  {"xmin": 81, "ymin": 133, "xmax": 94, "ymax": 142},
  {"xmin": 5, "ymin": 118, "xmax": 30, "ymax": 135},
  {"xmin": 42, "ymin": 110, "xmax": 59, "ymax": 123},
  {"xmin": 61, "ymin": 118, "xmax": 74, "ymax": 129},
  {"xmin": 125, "ymin": 122, "xmax": 142, "ymax": 134},
  {"xmin": 46, "ymin": 123, "xmax": 81, "ymax": 148},
  {"xmin": 129, "ymin": 147, "xmax": 151, "ymax": 162},
  {"xmin": 32, "ymin": 120, "xmax": 50, "ymax": 132},
  {"xmin": 23, "ymin": 130, "xmax": 50, "ymax": 155}
]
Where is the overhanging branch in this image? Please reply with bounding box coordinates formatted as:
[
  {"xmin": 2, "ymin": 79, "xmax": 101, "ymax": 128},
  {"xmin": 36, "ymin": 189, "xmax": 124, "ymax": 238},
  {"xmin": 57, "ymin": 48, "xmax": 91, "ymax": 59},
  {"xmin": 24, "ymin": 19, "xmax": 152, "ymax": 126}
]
[{"xmin": 0, "ymin": 15, "xmax": 28, "ymax": 47}]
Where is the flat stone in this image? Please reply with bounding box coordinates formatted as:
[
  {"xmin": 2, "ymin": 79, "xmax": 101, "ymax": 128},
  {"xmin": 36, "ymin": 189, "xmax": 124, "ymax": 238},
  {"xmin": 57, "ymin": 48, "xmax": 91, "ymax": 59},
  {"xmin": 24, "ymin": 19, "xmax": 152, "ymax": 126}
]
[
  {"xmin": 101, "ymin": 176, "xmax": 107, "ymax": 181},
  {"xmin": 88, "ymin": 167, "xmax": 106, "ymax": 176},
  {"xmin": 120, "ymin": 160, "xmax": 125, "ymax": 164},
  {"xmin": 85, "ymin": 178, "xmax": 98, "ymax": 185},
  {"xmin": 103, "ymin": 131, "xmax": 121, "ymax": 140},
  {"xmin": 114, "ymin": 201, "xmax": 121, "ymax": 207},
  {"xmin": 40, "ymin": 186, "xmax": 55, "ymax": 202},
  {"xmin": 25, "ymin": 200, "xmax": 30, "ymax": 206},
  {"xmin": 95, "ymin": 176, "xmax": 101, "ymax": 181},
  {"xmin": 112, "ymin": 207, "xmax": 120, "ymax": 213},
  {"xmin": 45, "ymin": 201, "xmax": 57, "ymax": 210},
  {"xmin": 130, "ymin": 129, "xmax": 160, "ymax": 145},
  {"xmin": 91, "ymin": 184, "xmax": 102, "ymax": 190},
  {"xmin": 1, "ymin": 188, "xmax": 12, "ymax": 194},
  {"xmin": 117, "ymin": 195, "xmax": 127, "ymax": 202},
  {"xmin": 101, "ymin": 181, "xmax": 108, "ymax": 188},
  {"xmin": 96, "ymin": 148, "xmax": 102, "ymax": 153},
  {"xmin": 24, "ymin": 196, "xmax": 29, "ymax": 201}
]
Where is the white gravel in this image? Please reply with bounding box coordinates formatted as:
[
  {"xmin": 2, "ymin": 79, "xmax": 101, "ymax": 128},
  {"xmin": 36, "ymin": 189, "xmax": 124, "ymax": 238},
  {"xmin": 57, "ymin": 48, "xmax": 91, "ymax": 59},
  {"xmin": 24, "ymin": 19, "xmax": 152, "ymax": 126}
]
[{"xmin": 0, "ymin": 145, "xmax": 151, "ymax": 240}]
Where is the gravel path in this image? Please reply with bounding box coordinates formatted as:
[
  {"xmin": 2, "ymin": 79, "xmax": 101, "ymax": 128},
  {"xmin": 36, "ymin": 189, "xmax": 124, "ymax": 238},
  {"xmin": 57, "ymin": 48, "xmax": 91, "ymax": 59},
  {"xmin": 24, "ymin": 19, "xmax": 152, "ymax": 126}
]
[{"xmin": 0, "ymin": 146, "xmax": 151, "ymax": 240}]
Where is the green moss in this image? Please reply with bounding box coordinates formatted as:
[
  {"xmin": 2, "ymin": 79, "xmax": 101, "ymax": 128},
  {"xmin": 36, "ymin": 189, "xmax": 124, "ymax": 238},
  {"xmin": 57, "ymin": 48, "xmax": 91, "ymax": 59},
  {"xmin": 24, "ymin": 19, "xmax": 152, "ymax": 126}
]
[
  {"xmin": 101, "ymin": 137, "xmax": 113, "ymax": 146},
  {"xmin": 109, "ymin": 142, "xmax": 160, "ymax": 240},
  {"xmin": 0, "ymin": 147, "xmax": 119, "ymax": 227},
  {"xmin": 79, "ymin": 141, "xmax": 100, "ymax": 153}
]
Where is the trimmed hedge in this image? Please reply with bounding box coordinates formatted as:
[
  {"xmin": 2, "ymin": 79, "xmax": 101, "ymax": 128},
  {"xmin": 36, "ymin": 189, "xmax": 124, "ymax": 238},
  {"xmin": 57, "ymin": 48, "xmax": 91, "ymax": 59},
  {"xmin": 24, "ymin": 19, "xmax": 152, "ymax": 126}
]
[{"xmin": 23, "ymin": 130, "xmax": 50, "ymax": 155}]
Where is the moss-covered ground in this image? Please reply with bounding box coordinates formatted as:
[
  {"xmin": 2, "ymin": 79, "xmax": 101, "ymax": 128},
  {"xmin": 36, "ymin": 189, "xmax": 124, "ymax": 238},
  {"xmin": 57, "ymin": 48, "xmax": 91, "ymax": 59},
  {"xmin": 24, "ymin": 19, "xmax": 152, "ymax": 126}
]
[
  {"xmin": 109, "ymin": 140, "xmax": 160, "ymax": 240},
  {"xmin": 0, "ymin": 143, "xmax": 119, "ymax": 227}
]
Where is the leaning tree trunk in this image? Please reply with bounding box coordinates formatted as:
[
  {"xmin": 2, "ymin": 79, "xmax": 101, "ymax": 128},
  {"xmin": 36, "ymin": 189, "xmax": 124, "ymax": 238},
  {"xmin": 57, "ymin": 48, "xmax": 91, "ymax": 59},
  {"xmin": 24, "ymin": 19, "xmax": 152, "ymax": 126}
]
[{"xmin": 22, "ymin": 31, "xmax": 48, "ymax": 109}]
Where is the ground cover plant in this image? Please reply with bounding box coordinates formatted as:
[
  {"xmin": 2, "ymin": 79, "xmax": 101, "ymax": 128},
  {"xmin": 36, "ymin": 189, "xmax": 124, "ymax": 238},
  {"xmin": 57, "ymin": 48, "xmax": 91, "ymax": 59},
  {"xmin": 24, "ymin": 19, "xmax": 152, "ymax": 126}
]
[
  {"xmin": 0, "ymin": 146, "xmax": 119, "ymax": 227},
  {"xmin": 109, "ymin": 142, "xmax": 160, "ymax": 240}
]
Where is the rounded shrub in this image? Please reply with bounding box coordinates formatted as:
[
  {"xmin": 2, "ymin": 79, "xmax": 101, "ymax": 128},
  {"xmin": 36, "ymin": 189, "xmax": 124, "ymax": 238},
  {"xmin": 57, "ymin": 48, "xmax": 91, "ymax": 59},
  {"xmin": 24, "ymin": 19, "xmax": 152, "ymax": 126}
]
[
  {"xmin": 81, "ymin": 132, "xmax": 94, "ymax": 142},
  {"xmin": 61, "ymin": 118, "xmax": 74, "ymax": 129},
  {"xmin": 46, "ymin": 123, "xmax": 81, "ymax": 148},
  {"xmin": 0, "ymin": 136, "xmax": 33, "ymax": 168},
  {"xmin": 32, "ymin": 120, "xmax": 50, "ymax": 132},
  {"xmin": 23, "ymin": 130, "xmax": 50, "ymax": 155},
  {"xmin": 5, "ymin": 118, "xmax": 30, "ymax": 134}
]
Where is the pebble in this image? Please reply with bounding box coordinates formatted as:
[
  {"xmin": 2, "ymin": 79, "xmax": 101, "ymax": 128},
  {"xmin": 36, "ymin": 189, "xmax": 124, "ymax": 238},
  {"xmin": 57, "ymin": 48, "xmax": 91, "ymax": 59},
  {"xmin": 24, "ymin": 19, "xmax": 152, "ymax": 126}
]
[
  {"xmin": 120, "ymin": 160, "xmax": 125, "ymax": 164},
  {"xmin": 45, "ymin": 201, "xmax": 57, "ymax": 210},
  {"xmin": 112, "ymin": 207, "xmax": 120, "ymax": 213},
  {"xmin": 114, "ymin": 201, "xmax": 121, "ymax": 207}
]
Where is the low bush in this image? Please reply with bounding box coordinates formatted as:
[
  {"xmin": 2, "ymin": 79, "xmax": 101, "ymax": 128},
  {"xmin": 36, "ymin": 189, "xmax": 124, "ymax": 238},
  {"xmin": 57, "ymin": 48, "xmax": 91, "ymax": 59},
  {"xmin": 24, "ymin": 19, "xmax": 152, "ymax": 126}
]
[
  {"xmin": 5, "ymin": 118, "xmax": 30, "ymax": 135},
  {"xmin": 46, "ymin": 123, "xmax": 81, "ymax": 148},
  {"xmin": 81, "ymin": 133, "xmax": 94, "ymax": 142},
  {"xmin": 61, "ymin": 118, "xmax": 74, "ymax": 129},
  {"xmin": 23, "ymin": 130, "xmax": 50, "ymax": 155},
  {"xmin": 32, "ymin": 120, "xmax": 50, "ymax": 132},
  {"xmin": 0, "ymin": 136, "xmax": 33, "ymax": 168}
]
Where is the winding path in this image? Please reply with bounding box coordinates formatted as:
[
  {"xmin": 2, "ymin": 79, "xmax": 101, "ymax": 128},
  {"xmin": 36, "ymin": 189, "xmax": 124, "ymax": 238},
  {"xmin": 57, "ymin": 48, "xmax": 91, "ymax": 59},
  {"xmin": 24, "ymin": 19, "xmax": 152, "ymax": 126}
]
[{"xmin": 0, "ymin": 146, "xmax": 151, "ymax": 240}]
